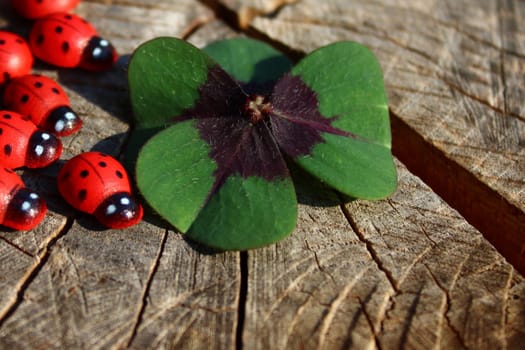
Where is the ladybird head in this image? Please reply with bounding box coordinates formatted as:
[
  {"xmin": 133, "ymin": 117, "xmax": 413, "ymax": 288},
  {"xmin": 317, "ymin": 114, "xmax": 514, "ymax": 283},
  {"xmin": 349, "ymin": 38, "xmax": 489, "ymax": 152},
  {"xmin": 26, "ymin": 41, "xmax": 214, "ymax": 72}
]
[
  {"xmin": 43, "ymin": 106, "xmax": 83, "ymax": 136},
  {"xmin": 80, "ymin": 36, "xmax": 118, "ymax": 72},
  {"xmin": 94, "ymin": 192, "xmax": 143, "ymax": 229},
  {"xmin": 26, "ymin": 131, "xmax": 63, "ymax": 168},
  {"xmin": 2, "ymin": 188, "xmax": 47, "ymax": 231}
]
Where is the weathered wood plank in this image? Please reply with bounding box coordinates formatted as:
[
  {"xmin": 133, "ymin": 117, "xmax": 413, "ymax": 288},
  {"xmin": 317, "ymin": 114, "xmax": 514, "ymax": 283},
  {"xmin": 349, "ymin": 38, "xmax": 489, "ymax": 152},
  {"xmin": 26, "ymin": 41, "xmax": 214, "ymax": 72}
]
[
  {"xmin": 0, "ymin": 221, "xmax": 163, "ymax": 348},
  {"xmin": 127, "ymin": 233, "xmax": 240, "ymax": 350},
  {"xmin": 1, "ymin": 0, "xmax": 524, "ymax": 349},
  {"xmin": 234, "ymin": 0, "xmax": 525, "ymax": 273},
  {"xmin": 243, "ymin": 161, "xmax": 525, "ymax": 349},
  {"xmin": 0, "ymin": 1, "xmax": 239, "ymax": 349}
]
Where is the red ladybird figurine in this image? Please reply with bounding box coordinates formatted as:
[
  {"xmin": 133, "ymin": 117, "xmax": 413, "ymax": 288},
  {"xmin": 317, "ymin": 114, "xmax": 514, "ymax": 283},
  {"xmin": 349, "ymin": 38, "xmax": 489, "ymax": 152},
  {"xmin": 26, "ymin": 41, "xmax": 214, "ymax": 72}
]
[
  {"xmin": 29, "ymin": 13, "xmax": 118, "ymax": 71},
  {"xmin": 3, "ymin": 74, "xmax": 82, "ymax": 136},
  {"xmin": 0, "ymin": 167, "xmax": 47, "ymax": 230},
  {"xmin": 12, "ymin": 0, "xmax": 80, "ymax": 20},
  {"xmin": 57, "ymin": 152, "xmax": 143, "ymax": 229},
  {"xmin": 0, "ymin": 31, "xmax": 33, "ymax": 85},
  {"xmin": 0, "ymin": 111, "xmax": 62, "ymax": 169}
]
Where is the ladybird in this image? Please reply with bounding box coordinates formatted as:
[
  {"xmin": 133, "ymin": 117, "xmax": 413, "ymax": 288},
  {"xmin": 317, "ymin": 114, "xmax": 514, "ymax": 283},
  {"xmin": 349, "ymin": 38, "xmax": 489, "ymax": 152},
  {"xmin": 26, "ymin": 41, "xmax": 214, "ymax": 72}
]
[
  {"xmin": 57, "ymin": 152, "xmax": 143, "ymax": 229},
  {"xmin": 0, "ymin": 167, "xmax": 47, "ymax": 230},
  {"xmin": 29, "ymin": 13, "xmax": 118, "ymax": 71},
  {"xmin": 12, "ymin": 0, "xmax": 80, "ymax": 20},
  {"xmin": 3, "ymin": 74, "xmax": 82, "ymax": 136},
  {"xmin": 0, "ymin": 31, "xmax": 33, "ymax": 85},
  {"xmin": 0, "ymin": 111, "xmax": 62, "ymax": 169}
]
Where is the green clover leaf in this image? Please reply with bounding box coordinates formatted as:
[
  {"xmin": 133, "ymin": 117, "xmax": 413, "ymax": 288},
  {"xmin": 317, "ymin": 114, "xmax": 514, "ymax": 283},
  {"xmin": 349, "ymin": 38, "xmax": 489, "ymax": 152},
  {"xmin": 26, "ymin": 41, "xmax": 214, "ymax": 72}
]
[{"xmin": 127, "ymin": 37, "xmax": 396, "ymax": 250}]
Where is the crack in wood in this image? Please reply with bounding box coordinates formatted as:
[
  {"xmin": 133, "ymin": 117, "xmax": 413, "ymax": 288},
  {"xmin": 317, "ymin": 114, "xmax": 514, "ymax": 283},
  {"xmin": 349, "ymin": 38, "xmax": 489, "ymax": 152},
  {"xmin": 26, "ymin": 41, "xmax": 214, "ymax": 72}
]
[
  {"xmin": 0, "ymin": 236, "xmax": 35, "ymax": 258},
  {"xmin": 236, "ymin": 251, "xmax": 248, "ymax": 350},
  {"xmin": 316, "ymin": 267, "xmax": 369, "ymax": 349},
  {"xmin": 424, "ymin": 264, "xmax": 468, "ymax": 349},
  {"xmin": 0, "ymin": 218, "xmax": 72, "ymax": 329},
  {"xmin": 123, "ymin": 229, "xmax": 169, "ymax": 349},
  {"xmin": 339, "ymin": 201, "xmax": 400, "ymax": 294},
  {"xmin": 397, "ymin": 284, "xmax": 424, "ymax": 350},
  {"xmin": 356, "ymin": 293, "xmax": 384, "ymax": 350},
  {"xmin": 303, "ymin": 239, "xmax": 337, "ymax": 286}
]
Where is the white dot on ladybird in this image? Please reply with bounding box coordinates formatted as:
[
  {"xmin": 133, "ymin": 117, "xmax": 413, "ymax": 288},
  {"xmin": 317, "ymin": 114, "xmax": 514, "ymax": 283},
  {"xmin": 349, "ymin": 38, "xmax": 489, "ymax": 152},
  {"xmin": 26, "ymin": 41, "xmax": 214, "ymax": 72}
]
[
  {"xmin": 65, "ymin": 112, "xmax": 76, "ymax": 120},
  {"xmin": 93, "ymin": 47, "xmax": 102, "ymax": 57},
  {"xmin": 106, "ymin": 204, "xmax": 117, "ymax": 215},
  {"xmin": 120, "ymin": 197, "xmax": 130, "ymax": 206},
  {"xmin": 21, "ymin": 201, "xmax": 31, "ymax": 212},
  {"xmin": 55, "ymin": 120, "xmax": 65, "ymax": 132},
  {"xmin": 41, "ymin": 133, "xmax": 51, "ymax": 140},
  {"xmin": 35, "ymin": 145, "xmax": 44, "ymax": 156},
  {"xmin": 30, "ymin": 193, "xmax": 39, "ymax": 199},
  {"xmin": 100, "ymin": 39, "xmax": 109, "ymax": 47}
]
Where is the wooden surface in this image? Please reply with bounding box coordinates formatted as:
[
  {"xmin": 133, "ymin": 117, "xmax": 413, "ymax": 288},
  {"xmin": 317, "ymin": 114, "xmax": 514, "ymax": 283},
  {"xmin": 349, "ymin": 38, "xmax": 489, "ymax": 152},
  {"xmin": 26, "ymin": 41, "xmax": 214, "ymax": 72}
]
[
  {"xmin": 0, "ymin": 0, "xmax": 524, "ymax": 349},
  {"xmin": 238, "ymin": 0, "xmax": 525, "ymax": 275}
]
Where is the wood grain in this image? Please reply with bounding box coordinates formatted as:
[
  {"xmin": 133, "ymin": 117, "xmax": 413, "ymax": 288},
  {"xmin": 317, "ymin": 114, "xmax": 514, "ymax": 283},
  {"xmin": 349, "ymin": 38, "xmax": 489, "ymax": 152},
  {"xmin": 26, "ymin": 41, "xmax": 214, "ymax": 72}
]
[
  {"xmin": 0, "ymin": 0, "xmax": 524, "ymax": 349},
  {"xmin": 243, "ymin": 161, "xmax": 525, "ymax": 349},
  {"xmin": 0, "ymin": 1, "xmax": 238, "ymax": 349},
  {"xmin": 238, "ymin": 0, "xmax": 525, "ymax": 273}
]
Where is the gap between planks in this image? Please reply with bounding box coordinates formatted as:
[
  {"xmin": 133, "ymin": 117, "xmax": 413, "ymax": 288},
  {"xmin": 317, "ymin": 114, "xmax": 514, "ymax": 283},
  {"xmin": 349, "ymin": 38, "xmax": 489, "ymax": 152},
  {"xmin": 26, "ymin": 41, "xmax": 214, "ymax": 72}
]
[{"xmin": 390, "ymin": 111, "xmax": 525, "ymax": 275}]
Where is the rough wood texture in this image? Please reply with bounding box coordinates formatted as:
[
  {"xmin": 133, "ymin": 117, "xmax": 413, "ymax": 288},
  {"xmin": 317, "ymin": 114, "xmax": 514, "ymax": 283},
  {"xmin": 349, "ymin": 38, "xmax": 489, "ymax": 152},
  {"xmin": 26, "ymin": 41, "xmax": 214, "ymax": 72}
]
[
  {"xmin": 244, "ymin": 161, "xmax": 525, "ymax": 349},
  {"xmin": 0, "ymin": 0, "xmax": 524, "ymax": 349},
  {"xmin": 235, "ymin": 0, "xmax": 525, "ymax": 273}
]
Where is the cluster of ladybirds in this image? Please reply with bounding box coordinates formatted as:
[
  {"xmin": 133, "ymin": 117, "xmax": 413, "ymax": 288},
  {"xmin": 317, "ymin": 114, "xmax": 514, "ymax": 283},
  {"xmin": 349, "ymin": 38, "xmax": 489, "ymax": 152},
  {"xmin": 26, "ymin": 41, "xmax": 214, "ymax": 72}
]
[{"xmin": 0, "ymin": 0, "xmax": 143, "ymax": 231}]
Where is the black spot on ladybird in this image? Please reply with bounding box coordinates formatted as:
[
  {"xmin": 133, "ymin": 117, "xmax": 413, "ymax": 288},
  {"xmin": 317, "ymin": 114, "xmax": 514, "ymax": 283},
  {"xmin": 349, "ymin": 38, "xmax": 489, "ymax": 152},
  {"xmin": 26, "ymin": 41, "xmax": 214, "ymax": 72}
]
[
  {"xmin": 116, "ymin": 170, "xmax": 123, "ymax": 179},
  {"xmin": 3, "ymin": 113, "xmax": 11, "ymax": 119},
  {"xmin": 21, "ymin": 94, "xmax": 29, "ymax": 103},
  {"xmin": 80, "ymin": 170, "xmax": 89, "ymax": 178},
  {"xmin": 62, "ymin": 42, "xmax": 70, "ymax": 53},
  {"xmin": 52, "ymin": 87, "xmax": 60, "ymax": 94},
  {"xmin": 34, "ymin": 81, "xmax": 43, "ymax": 88},
  {"xmin": 4, "ymin": 144, "xmax": 12, "ymax": 156},
  {"xmin": 55, "ymin": 26, "xmax": 63, "ymax": 34},
  {"xmin": 65, "ymin": 14, "xmax": 72, "ymax": 20},
  {"xmin": 0, "ymin": 40, "xmax": 5, "ymax": 45},
  {"xmin": 36, "ymin": 34, "xmax": 44, "ymax": 45},
  {"xmin": 78, "ymin": 189, "xmax": 87, "ymax": 201},
  {"xmin": 98, "ymin": 161, "xmax": 107, "ymax": 167},
  {"xmin": 0, "ymin": 128, "xmax": 2, "ymax": 135}
]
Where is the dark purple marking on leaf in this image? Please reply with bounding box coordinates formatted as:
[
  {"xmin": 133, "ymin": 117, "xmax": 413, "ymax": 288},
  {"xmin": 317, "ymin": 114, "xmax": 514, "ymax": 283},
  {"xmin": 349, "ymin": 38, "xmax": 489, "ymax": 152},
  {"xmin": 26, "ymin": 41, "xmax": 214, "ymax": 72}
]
[
  {"xmin": 269, "ymin": 74, "xmax": 359, "ymax": 158},
  {"xmin": 179, "ymin": 64, "xmax": 289, "ymax": 195}
]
